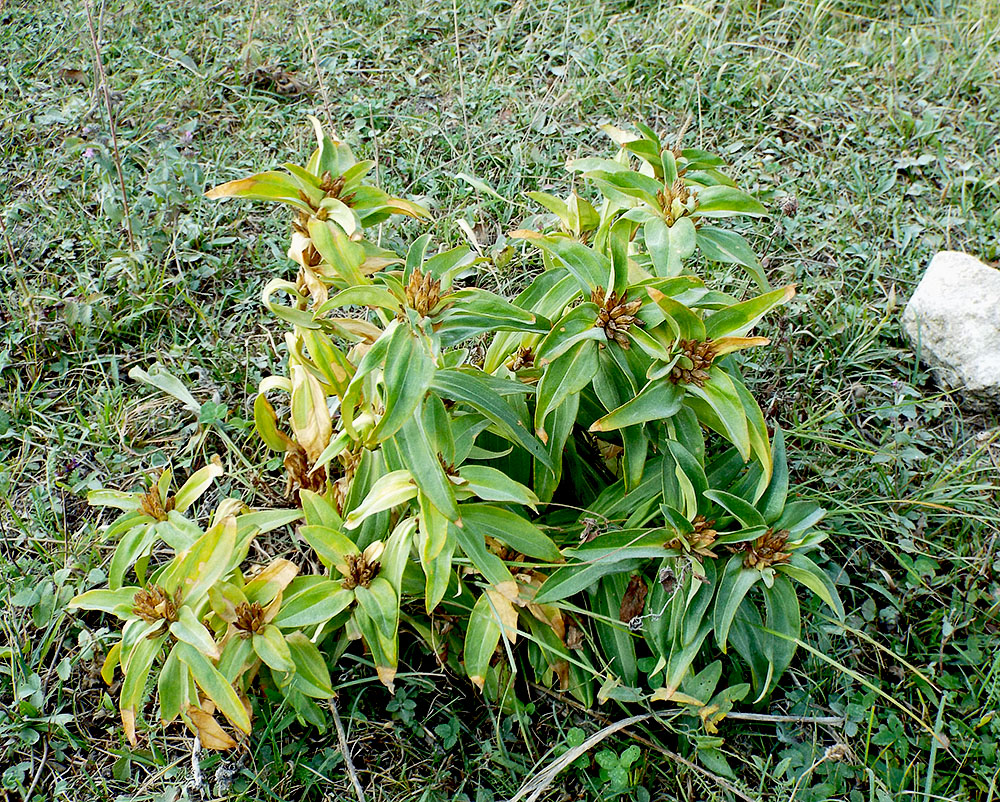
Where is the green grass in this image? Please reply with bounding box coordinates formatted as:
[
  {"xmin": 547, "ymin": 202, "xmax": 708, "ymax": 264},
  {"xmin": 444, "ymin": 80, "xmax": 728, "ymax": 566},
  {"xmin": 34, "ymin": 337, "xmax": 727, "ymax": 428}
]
[{"xmin": 3, "ymin": 0, "xmax": 1000, "ymax": 799}]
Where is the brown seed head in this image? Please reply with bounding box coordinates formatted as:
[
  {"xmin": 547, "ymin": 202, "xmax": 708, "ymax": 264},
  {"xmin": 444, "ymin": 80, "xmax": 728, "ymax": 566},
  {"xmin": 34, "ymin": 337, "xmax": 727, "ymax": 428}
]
[
  {"xmin": 233, "ymin": 601, "xmax": 266, "ymax": 637},
  {"xmin": 656, "ymin": 178, "xmax": 698, "ymax": 225},
  {"xmin": 340, "ymin": 548, "xmax": 381, "ymax": 590},
  {"xmin": 508, "ymin": 346, "xmax": 535, "ymax": 371},
  {"xmin": 742, "ymin": 529, "xmax": 792, "ymax": 570},
  {"xmin": 404, "ymin": 268, "xmax": 445, "ymax": 318},
  {"xmin": 591, "ymin": 286, "xmax": 643, "ymax": 348},
  {"xmin": 133, "ymin": 585, "xmax": 179, "ymax": 624},
  {"xmin": 669, "ymin": 339, "xmax": 716, "ymax": 386},
  {"xmin": 320, "ymin": 172, "xmax": 346, "ymax": 199},
  {"xmin": 139, "ymin": 484, "xmax": 174, "ymax": 522},
  {"xmin": 667, "ymin": 514, "xmax": 719, "ymax": 559}
]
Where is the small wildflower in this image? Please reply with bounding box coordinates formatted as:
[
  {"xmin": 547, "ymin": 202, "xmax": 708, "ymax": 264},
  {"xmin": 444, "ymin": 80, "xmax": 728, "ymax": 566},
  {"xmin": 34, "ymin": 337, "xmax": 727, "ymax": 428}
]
[
  {"xmin": 83, "ymin": 147, "xmax": 96, "ymax": 160},
  {"xmin": 180, "ymin": 129, "xmax": 194, "ymax": 144}
]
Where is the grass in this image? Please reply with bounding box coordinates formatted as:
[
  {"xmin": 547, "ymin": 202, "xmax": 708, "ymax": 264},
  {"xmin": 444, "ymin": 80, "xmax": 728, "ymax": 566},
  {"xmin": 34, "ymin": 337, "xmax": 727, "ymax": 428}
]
[{"xmin": 2, "ymin": 0, "xmax": 1000, "ymax": 799}]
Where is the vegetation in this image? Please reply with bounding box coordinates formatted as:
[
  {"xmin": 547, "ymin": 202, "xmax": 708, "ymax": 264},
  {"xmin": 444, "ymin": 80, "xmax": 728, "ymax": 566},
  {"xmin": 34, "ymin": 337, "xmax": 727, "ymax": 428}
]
[{"xmin": 2, "ymin": 1, "xmax": 999, "ymax": 801}]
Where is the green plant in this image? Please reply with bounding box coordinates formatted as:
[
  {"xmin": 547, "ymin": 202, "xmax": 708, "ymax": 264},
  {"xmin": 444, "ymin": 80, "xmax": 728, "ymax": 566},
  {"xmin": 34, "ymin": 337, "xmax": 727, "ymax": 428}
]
[{"xmin": 67, "ymin": 118, "xmax": 844, "ymax": 753}]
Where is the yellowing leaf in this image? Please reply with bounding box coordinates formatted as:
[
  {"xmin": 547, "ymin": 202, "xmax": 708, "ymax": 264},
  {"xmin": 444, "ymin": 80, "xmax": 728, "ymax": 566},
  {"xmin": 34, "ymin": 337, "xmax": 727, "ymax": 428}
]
[
  {"xmin": 186, "ymin": 705, "xmax": 238, "ymax": 750},
  {"xmin": 289, "ymin": 364, "xmax": 332, "ymax": 464}
]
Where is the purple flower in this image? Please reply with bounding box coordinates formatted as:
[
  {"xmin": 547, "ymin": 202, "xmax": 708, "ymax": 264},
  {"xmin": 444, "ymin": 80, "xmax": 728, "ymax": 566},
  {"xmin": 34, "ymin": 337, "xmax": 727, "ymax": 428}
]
[
  {"xmin": 83, "ymin": 147, "xmax": 96, "ymax": 160},
  {"xmin": 180, "ymin": 130, "xmax": 194, "ymax": 144}
]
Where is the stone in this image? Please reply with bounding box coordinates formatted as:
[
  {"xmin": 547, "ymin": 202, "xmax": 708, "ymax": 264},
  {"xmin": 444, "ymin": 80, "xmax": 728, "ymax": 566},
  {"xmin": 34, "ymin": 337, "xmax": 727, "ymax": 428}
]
[{"xmin": 902, "ymin": 250, "xmax": 1000, "ymax": 409}]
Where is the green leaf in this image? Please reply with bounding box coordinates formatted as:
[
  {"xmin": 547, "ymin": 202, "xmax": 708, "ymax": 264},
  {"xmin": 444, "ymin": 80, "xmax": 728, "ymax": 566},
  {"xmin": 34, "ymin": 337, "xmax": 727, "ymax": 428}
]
[
  {"xmin": 128, "ymin": 363, "xmax": 201, "ymax": 416},
  {"xmin": 758, "ymin": 426, "xmax": 788, "ymax": 524},
  {"xmin": 517, "ymin": 233, "xmax": 609, "ymax": 294},
  {"xmin": 319, "ymin": 286, "xmax": 401, "ymax": 316},
  {"xmin": 457, "ymin": 467, "xmax": 540, "ymax": 509},
  {"xmin": 645, "ymin": 287, "xmax": 707, "ymax": 341},
  {"xmin": 713, "ymin": 555, "xmax": 761, "ymax": 652},
  {"xmin": 175, "ymin": 642, "xmax": 251, "ymax": 733},
  {"xmin": 343, "ymin": 471, "xmax": 418, "ymax": 530},
  {"xmin": 590, "ymin": 377, "xmax": 683, "ymax": 432},
  {"xmin": 693, "ymin": 186, "xmax": 768, "ymax": 218},
  {"xmin": 696, "ymin": 226, "xmax": 769, "ymax": 291},
  {"xmin": 683, "ymin": 367, "xmax": 751, "ymax": 461},
  {"xmin": 704, "ymin": 489, "xmax": 767, "ymax": 529},
  {"xmin": 169, "ymin": 606, "xmax": 220, "ymax": 659},
  {"xmin": 404, "ymin": 233, "xmax": 434, "ymax": 282},
  {"xmin": 109, "ymin": 522, "xmax": 157, "ymax": 590},
  {"xmin": 354, "ymin": 577, "xmax": 398, "ymax": 640},
  {"xmin": 394, "ymin": 410, "xmax": 461, "ymax": 522},
  {"xmin": 157, "ymin": 647, "xmax": 187, "ymax": 724},
  {"xmin": 274, "ymin": 583, "xmax": 354, "ymax": 628},
  {"xmin": 534, "ymin": 339, "xmax": 599, "ymax": 441},
  {"xmin": 299, "ymin": 524, "xmax": 361, "ymax": 568},
  {"xmin": 464, "ymin": 591, "xmax": 509, "ymax": 690},
  {"xmin": 173, "ymin": 462, "xmax": 224, "ymax": 513},
  {"xmin": 451, "ymin": 521, "xmax": 516, "ymax": 591},
  {"xmin": 371, "ymin": 327, "xmax": 436, "ymax": 443},
  {"xmin": 704, "ymin": 285, "xmax": 795, "ymax": 340},
  {"xmin": 253, "ymin": 625, "xmax": 295, "ymax": 673},
  {"xmin": 285, "ymin": 631, "xmax": 335, "ymax": 698},
  {"xmin": 773, "ymin": 502, "xmax": 826, "ymax": 536},
  {"xmin": 777, "ymin": 554, "xmax": 844, "ymax": 618},
  {"xmin": 163, "ymin": 516, "xmax": 237, "ymax": 602},
  {"xmin": 67, "ymin": 587, "xmax": 140, "ymax": 617},
  {"xmin": 205, "ymin": 170, "xmax": 313, "ymax": 212},
  {"xmin": 644, "ymin": 217, "xmax": 675, "ymax": 278},
  {"xmin": 592, "ymin": 574, "xmax": 639, "ymax": 686},
  {"xmin": 308, "ymin": 217, "xmax": 367, "ymax": 286},
  {"xmin": 534, "ymin": 531, "xmax": 670, "ymax": 604},
  {"xmin": 431, "ymin": 370, "xmax": 553, "ymax": 470},
  {"xmin": 460, "ymin": 503, "xmax": 560, "ymax": 562}
]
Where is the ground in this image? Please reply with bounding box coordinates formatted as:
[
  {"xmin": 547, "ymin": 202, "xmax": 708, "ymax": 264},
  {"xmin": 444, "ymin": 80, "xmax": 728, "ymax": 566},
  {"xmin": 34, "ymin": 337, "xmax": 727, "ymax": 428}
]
[{"xmin": 2, "ymin": 0, "xmax": 1000, "ymax": 800}]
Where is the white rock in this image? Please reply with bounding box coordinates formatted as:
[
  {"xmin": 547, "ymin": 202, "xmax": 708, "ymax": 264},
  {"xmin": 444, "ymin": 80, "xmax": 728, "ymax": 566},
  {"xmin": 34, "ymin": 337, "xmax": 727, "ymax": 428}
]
[{"xmin": 902, "ymin": 251, "xmax": 1000, "ymax": 408}]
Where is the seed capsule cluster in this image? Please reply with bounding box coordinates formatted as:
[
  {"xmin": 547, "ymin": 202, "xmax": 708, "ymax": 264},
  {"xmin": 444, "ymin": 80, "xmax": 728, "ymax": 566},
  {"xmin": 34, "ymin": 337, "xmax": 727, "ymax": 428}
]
[
  {"xmin": 669, "ymin": 339, "xmax": 715, "ymax": 386},
  {"xmin": 742, "ymin": 529, "xmax": 792, "ymax": 570},
  {"xmin": 667, "ymin": 514, "xmax": 720, "ymax": 559},
  {"xmin": 133, "ymin": 585, "xmax": 179, "ymax": 625},
  {"xmin": 656, "ymin": 178, "xmax": 698, "ymax": 225},
  {"xmin": 233, "ymin": 601, "xmax": 267, "ymax": 637},
  {"xmin": 592, "ymin": 287, "xmax": 643, "ymax": 348},
  {"xmin": 341, "ymin": 542, "xmax": 385, "ymax": 590},
  {"xmin": 404, "ymin": 268, "xmax": 444, "ymax": 318}
]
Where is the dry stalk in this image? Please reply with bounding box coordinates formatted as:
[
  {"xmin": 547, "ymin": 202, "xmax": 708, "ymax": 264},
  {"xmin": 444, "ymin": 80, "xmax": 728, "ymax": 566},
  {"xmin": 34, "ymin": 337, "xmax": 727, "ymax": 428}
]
[{"xmin": 83, "ymin": 0, "xmax": 135, "ymax": 250}]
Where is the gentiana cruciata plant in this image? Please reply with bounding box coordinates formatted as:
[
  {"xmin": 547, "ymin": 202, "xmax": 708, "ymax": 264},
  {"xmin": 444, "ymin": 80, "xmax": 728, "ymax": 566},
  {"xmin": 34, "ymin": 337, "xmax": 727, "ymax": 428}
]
[{"xmin": 69, "ymin": 118, "xmax": 844, "ymax": 775}]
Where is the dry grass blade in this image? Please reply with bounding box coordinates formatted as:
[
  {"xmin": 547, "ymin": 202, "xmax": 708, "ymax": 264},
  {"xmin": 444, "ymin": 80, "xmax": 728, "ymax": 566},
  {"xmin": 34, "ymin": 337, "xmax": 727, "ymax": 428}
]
[
  {"xmin": 329, "ymin": 696, "xmax": 367, "ymax": 802},
  {"xmin": 82, "ymin": 0, "xmax": 134, "ymax": 250},
  {"xmin": 505, "ymin": 713, "xmax": 652, "ymax": 802}
]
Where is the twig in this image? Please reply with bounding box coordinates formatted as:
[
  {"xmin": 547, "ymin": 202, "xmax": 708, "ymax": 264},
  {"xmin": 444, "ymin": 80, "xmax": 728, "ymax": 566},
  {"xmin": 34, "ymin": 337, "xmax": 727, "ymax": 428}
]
[
  {"xmin": 526, "ymin": 683, "xmax": 756, "ymax": 802},
  {"xmin": 506, "ymin": 714, "xmax": 653, "ymax": 802},
  {"xmin": 451, "ymin": 0, "xmax": 471, "ymax": 157},
  {"xmin": 243, "ymin": 0, "xmax": 260, "ymax": 73},
  {"xmin": 300, "ymin": 11, "xmax": 332, "ymax": 129},
  {"xmin": 24, "ymin": 738, "xmax": 49, "ymax": 801},
  {"xmin": 725, "ymin": 711, "xmax": 844, "ymax": 726},
  {"xmin": 83, "ymin": 0, "xmax": 135, "ymax": 250},
  {"xmin": 0, "ymin": 210, "xmax": 19, "ymax": 268},
  {"xmin": 330, "ymin": 695, "xmax": 367, "ymax": 802}
]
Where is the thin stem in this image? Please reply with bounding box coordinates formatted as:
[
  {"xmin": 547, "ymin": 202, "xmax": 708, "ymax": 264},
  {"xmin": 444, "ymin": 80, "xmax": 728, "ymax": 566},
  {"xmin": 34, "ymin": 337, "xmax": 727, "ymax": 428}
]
[
  {"xmin": 329, "ymin": 695, "xmax": 367, "ymax": 802},
  {"xmin": 83, "ymin": 0, "xmax": 135, "ymax": 250}
]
